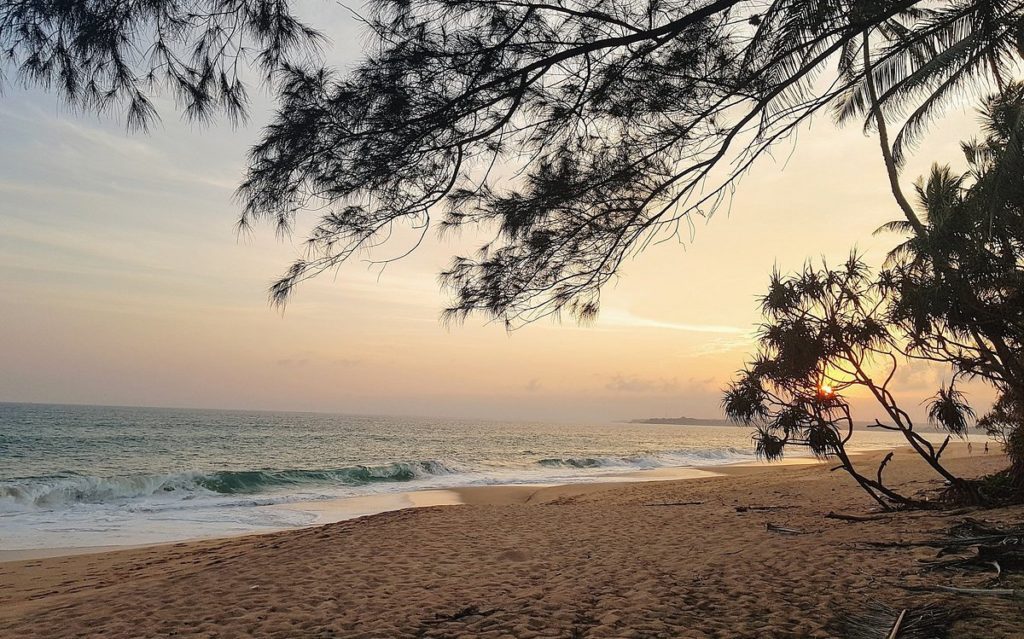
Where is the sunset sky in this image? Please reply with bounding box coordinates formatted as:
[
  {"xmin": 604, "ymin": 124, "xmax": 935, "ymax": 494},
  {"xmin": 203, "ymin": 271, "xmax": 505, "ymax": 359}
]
[{"xmin": 0, "ymin": 6, "xmax": 997, "ymax": 422}]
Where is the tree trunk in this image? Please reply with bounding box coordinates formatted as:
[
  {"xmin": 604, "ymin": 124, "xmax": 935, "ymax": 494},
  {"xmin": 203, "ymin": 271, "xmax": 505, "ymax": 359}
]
[{"xmin": 862, "ymin": 32, "xmax": 926, "ymax": 235}]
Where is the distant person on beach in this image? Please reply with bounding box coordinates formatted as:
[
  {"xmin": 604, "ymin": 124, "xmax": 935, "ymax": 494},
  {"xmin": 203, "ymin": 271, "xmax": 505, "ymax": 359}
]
[
  {"xmin": 985, "ymin": 442, "xmax": 990, "ymax": 454},
  {"xmin": 968, "ymin": 441, "xmax": 973, "ymax": 455}
]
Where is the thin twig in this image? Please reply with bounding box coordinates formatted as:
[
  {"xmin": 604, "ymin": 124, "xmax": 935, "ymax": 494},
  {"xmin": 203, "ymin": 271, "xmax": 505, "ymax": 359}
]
[{"xmin": 885, "ymin": 608, "xmax": 907, "ymax": 639}]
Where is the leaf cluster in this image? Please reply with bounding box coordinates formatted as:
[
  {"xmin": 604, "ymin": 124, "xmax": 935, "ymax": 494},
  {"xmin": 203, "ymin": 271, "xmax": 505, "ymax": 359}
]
[
  {"xmin": 723, "ymin": 256, "xmax": 883, "ymax": 461},
  {"xmin": 233, "ymin": 0, "xmax": 1019, "ymax": 322},
  {"xmin": 1, "ymin": 0, "xmax": 322, "ymax": 129}
]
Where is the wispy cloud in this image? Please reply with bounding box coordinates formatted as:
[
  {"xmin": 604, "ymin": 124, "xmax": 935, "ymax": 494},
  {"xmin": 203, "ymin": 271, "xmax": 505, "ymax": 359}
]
[
  {"xmin": 597, "ymin": 308, "xmax": 750, "ymax": 335},
  {"xmin": 606, "ymin": 374, "xmax": 680, "ymax": 394}
]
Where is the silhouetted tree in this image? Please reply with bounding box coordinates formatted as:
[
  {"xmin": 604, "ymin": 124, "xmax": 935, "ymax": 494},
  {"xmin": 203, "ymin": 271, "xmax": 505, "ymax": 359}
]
[
  {"xmin": 0, "ymin": 0, "xmax": 322, "ymax": 130},
  {"xmin": 836, "ymin": 1, "xmax": 1024, "ymax": 236},
  {"xmin": 4, "ymin": 1, "xmax": 1020, "ymax": 322},
  {"xmin": 731, "ymin": 87, "xmax": 1024, "ymax": 507},
  {"xmin": 878, "ymin": 84, "xmax": 1024, "ymax": 491},
  {"xmin": 722, "ymin": 256, "xmax": 976, "ymax": 509}
]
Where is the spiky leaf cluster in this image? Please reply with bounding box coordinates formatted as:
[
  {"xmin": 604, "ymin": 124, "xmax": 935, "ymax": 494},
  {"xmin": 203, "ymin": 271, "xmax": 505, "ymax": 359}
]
[
  {"xmin": 927, "ymin": 385, "xmax": 976, "ymax": 436},
  {"xmin": 723, "ymin": 256, "xmax": 887, "ymax": 460}
]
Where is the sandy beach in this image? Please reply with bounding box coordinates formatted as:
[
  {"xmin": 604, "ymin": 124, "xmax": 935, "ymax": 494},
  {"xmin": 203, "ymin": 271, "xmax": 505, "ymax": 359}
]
[{"xmin": 2, "ymin": 446, "xmax": 1022, "ymax": 638}]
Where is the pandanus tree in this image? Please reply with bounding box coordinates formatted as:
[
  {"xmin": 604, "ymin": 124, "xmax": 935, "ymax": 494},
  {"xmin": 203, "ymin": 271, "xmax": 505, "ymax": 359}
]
[
  {"xmin": 722, "ymin": 256, "xmax": 976, "ymax": 509},
  {"xmin": 3, "ymin": 1, "xmax": 1022, "ymax": 324},
  {"xmin": 730, "ymin": 87, "xmax": 1024, "ymax": 507}
]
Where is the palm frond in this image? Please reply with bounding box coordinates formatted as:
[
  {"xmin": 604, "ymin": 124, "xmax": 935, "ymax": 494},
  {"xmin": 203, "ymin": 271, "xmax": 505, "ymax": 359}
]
[{"xmin": 874, "ymin": 219, "xmax": 915, "ymax": 236}]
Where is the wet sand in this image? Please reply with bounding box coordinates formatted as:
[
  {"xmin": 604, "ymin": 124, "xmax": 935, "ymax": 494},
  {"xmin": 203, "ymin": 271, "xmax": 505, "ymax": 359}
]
[{"xmin": 2, "ymin": 446, "xmax": 1021, "ymax": 638}]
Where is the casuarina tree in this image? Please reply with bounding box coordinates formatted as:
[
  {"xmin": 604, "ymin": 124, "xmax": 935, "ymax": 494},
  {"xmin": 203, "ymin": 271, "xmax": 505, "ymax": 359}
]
[{"xmin": 3, "ymin": 1, "xmax": 1021, "ymax": 323}]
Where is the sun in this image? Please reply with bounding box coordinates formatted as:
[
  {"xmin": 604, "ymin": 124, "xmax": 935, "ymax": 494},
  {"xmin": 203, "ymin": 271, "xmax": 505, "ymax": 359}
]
[{"xmin": 819, "ymin": 384, "xmax": 835, "ymax": 398}]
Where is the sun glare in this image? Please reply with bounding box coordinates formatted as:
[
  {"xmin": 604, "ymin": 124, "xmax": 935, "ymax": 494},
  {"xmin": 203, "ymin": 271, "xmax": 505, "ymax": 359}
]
[{"xmin": 819, "ymin": 384, "xmax": 834, "ymax": 398}]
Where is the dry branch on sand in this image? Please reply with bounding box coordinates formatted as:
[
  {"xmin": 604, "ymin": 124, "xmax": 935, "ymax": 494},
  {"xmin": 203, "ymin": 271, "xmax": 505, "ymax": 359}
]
[{"xmin": 827, "ymin": 511, "xmax": 893, "ymax": 522}]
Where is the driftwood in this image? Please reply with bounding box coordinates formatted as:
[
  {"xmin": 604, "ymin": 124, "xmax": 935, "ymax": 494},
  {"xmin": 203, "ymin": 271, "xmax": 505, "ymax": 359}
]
[
  {"xmin": 976, "ymin": 545, "xmax": 1024, "ymax": 571},
  {"xmin": 865, "ymin": 540, "xmax": 945, "ymax": 549},
  {"xmin": 865, "ymin": 517, "xmax": 1024, "ymax": 583},
  {"xmin": 889, "ymin": 507, "xmax": 980, "ymax": 519},
  {"xmin": 939, "ymin": 534, "xmax": 1024, "ymax": 549},
  {"xmin": 867, "ymin": 534, "xmax": 1023, "ymax": 550},
  {"xmin": 766, "ymin": 522, "xmax": 806, "ymax": 535},
  {"xmin": 826, "ymin": 511, "xmax": 892, "ymax": 522},
  {"xmin": 916, "ymin": 556, "xmax": 1004, "ymax": 578},
  {"xmin": 948, "ymin": 518, "xmax": 1024, "ymax": 538},
  {"xmin": 736, "ymin": 505, "xmax": 795, "ymax": 512},
  {"xmin": 642, "ymin": 501, "xmax": 704, "ymax": 507}
]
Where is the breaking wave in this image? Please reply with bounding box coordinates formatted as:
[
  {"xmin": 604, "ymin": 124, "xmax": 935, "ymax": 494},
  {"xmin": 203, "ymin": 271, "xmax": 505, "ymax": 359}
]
[
  {"xmin": 0, "ymin": 449, "xmax": 757, "ymax": 512},
  {"xmin": 0, "ymin": 460, "xmax": 459, "ymax": 510}
]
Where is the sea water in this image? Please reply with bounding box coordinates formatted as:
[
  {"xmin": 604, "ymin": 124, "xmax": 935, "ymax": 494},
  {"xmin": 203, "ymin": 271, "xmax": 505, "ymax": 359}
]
[{"xmin": 0, "ymin": 402, "xmax": 917, "ymax": 551}]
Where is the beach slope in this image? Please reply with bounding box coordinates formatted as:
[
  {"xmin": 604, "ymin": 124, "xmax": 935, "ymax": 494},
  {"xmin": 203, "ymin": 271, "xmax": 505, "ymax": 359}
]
[{"xmin": 2, "ymin": 448, "xmax": 1021, "ymax": 638}]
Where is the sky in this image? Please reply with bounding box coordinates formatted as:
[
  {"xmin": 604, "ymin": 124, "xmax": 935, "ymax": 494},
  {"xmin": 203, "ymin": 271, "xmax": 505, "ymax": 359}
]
[{"xmin": 0, "ymin": 6, "xmax": 999, "ymax": 422}]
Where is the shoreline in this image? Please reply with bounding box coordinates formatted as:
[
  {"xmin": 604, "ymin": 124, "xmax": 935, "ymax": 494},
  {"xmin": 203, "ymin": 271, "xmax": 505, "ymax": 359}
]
[
  {"xmin": 0, "ymin": 456, "xmax": 827, "ymax": 563},
  {"xmin": 0, "ymin": 445, "xmax": 958, "ymax": 564}
]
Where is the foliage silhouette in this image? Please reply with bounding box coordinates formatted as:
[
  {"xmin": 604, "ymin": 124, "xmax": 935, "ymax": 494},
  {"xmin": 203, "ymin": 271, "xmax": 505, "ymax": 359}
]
[
  {"xmin": 1, "ymin": 0, "xmax": 322, "ymax": 130},
  {"xmin": 729, "ymin": 86, "xmax": 1024, "ymax": 507},
  {"xmin": 5, "ymin": 1, "xmax": 1020, "ymax": 321},
  {"xmin": 877, "ymin": 83, "xmax": 1024, "ymax": 491},
  {"xmin": 722, "ymin": 256, "xmax": 974, "ymax": 509}
]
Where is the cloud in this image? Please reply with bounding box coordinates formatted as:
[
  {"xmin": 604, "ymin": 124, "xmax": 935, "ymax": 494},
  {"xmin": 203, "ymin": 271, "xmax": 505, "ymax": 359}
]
[
  {"xmin": 685, "ymin": 375, "xmax": 718, "ymax": 390},
  {"xmin": 276, "ymin": 358, "xmax": 310, "ymax": 367},
  {"xmin": 606, "ymin": 374, "xmax": 680, "ymax": 394},
  {"xmin": 886, "ymin": 359, "xmax": 950, "ymax": 393},
  {"xmin": 683, "ymin": 334, "xmax": 757, "ymax": 357},
  {"xmin": 0, "ymin": 102, "xmax": 239, "ymax": 207},
  {"xmin": 275, "ymin": 354, "xmax": 363, "ymax": 368},
  {"xmin": 597, "ymin": 308, "xmax": 750, "ymax": 335}
]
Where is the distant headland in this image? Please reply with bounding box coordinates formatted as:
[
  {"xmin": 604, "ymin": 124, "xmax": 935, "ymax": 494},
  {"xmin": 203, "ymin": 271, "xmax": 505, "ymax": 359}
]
[{"xmin": 629, "ymin": 416, "xmax": 734, "ymax": 426}]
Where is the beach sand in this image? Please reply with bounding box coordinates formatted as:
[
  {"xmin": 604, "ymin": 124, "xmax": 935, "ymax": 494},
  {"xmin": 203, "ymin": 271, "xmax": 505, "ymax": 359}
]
[{"xmin": 2, "ymin": 446, "xmax": 1022, "ymax": 638}]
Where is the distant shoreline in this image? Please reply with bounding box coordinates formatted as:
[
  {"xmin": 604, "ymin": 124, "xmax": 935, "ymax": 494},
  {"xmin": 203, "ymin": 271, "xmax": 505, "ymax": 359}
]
[
  {"xmin": 628, "ymin": 416, "xmax": 958, "ymax": 432},
  {"xmin": 628, "ymin": 416, "xmax": 734, "ymax": 426}
]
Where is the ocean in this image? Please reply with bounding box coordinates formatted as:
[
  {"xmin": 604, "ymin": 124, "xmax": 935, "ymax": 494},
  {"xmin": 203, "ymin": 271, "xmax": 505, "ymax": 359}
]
[{"xmin": 0, "ymin": 402, "xmax": 919, "ymax": 551}]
